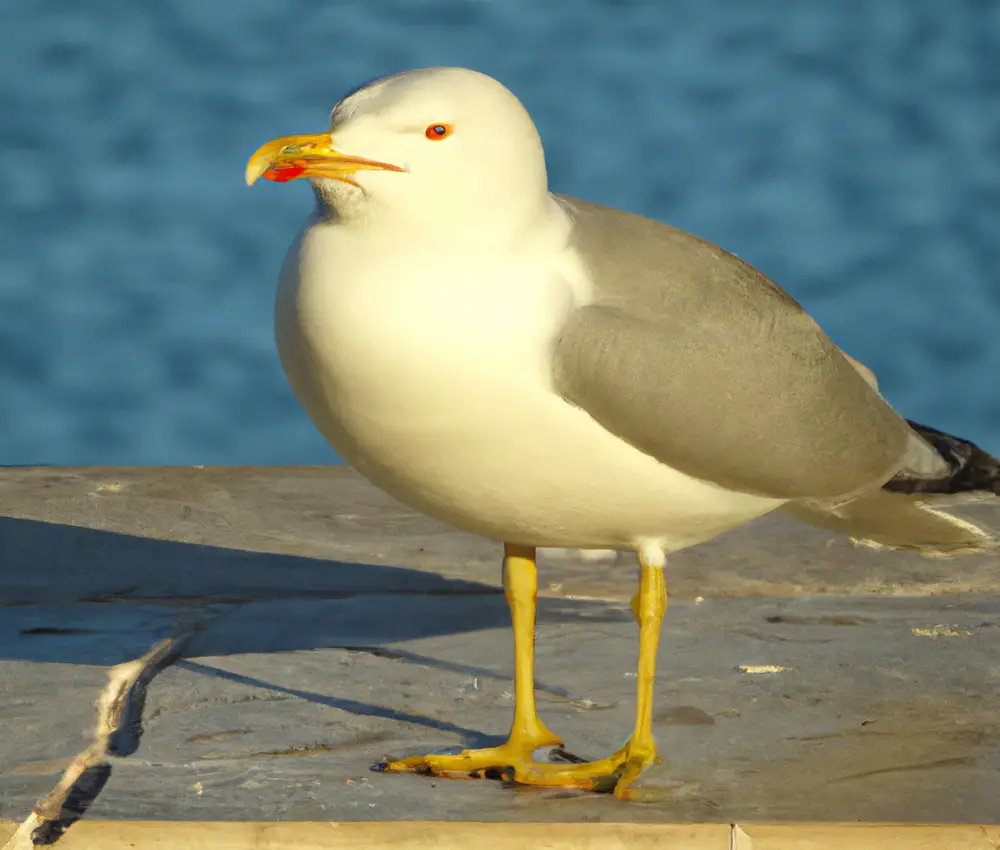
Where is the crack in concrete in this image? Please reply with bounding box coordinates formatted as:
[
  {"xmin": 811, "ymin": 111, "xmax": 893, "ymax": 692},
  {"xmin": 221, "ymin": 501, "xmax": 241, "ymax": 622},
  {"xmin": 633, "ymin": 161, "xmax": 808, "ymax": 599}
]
[{"xmin": 1, "ymin": 615, "xmax": 204, "ymax": 849}]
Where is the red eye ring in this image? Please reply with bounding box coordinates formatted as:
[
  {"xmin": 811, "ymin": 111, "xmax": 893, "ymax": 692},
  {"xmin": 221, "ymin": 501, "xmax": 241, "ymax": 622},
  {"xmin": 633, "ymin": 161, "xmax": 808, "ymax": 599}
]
[{"xmin": 425, "ymin": 123, "xmax": 453, "ymax": 140}]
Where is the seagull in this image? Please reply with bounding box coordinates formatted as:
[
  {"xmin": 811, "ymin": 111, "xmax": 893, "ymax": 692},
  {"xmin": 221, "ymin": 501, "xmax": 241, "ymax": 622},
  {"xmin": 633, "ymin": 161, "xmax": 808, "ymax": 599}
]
[{"xmin": 246, "ymin": 67, "xmax": 1000, "ymax": 798}]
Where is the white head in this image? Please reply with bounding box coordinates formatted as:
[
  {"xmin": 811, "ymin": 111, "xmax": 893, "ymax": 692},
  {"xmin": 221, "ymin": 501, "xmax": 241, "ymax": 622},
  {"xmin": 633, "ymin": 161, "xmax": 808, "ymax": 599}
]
[{"xmin": 247, "ymin": 68, "xmax": 551, "ymax": 245}]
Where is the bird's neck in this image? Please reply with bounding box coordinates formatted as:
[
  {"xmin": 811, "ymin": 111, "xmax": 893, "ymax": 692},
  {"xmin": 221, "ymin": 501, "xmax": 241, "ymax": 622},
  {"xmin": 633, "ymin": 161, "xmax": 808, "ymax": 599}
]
[{"xmin": 314, "ymin": 186, "xmax": 562, "ymax": 253}]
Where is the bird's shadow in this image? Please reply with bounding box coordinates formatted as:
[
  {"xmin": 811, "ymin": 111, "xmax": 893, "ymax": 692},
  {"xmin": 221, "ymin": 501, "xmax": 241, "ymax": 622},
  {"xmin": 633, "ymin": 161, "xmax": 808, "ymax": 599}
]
[{"xmin": 0, "ymin": 515, "xmax": 627, "ymax": 746}]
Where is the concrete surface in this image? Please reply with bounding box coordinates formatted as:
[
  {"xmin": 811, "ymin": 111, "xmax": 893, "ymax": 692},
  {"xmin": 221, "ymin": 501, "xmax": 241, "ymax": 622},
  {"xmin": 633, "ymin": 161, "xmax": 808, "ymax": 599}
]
[{"xmin": 1, "ymin": 467, "xmax": 998, "ymax": 824}]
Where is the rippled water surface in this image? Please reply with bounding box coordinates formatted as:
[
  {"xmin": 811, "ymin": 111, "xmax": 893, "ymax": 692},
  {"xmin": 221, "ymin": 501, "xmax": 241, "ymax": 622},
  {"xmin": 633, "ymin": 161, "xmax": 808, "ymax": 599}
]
[{"xmin": 2, "ymin": 1, "xmax": 998, "ymax": 464}]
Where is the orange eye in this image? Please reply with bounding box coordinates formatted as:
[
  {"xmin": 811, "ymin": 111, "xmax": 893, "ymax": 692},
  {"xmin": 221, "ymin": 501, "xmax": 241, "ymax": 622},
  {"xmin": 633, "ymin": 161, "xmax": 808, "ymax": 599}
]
[{"xmin": 425, "ymin": 123, "xmax": 453, "ymax": 140}]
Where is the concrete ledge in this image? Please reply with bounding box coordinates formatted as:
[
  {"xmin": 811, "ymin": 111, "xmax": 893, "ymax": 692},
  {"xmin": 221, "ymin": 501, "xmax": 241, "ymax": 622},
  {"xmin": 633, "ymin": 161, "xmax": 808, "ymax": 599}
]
[
  {"xmin": 0, "ymin": 821, "xmax": 1000, "ymax": 850},
  {"xmin": 2, "ymin": 820, "xmax": 999, "ymax": 849},
  {"xmin": 1, "ymin": 467, "xmax": 998, "ymax": 829},
  {"xmin": 2, "ymin": 466, "xmax": 999, "ymax": 602}
]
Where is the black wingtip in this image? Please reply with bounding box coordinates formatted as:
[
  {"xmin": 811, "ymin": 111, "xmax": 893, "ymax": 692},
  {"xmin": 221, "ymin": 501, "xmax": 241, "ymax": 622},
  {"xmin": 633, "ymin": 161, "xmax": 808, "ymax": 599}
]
[{"xmin": 885, "ymin": 420, "xmax": 1000, "ymax": 496}]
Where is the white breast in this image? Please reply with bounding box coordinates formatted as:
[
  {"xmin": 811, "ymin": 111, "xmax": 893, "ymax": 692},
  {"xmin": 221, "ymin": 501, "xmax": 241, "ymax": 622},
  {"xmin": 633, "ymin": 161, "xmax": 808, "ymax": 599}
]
[{"xmin": 275, "ymin": 212, "xmax": 781, "ymax": 552}]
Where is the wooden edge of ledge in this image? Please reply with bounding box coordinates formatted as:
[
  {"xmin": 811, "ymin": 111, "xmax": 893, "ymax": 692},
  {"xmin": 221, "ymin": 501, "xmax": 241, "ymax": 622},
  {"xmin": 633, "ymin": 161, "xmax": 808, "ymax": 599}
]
[{"xmin": 2, "ymin": 820, "xmax": 998, "ymax": 850}]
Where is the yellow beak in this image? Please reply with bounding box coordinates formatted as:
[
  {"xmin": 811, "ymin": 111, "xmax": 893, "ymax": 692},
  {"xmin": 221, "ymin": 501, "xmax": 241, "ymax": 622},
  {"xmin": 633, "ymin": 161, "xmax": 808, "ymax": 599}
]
[{"xmin": 245, "ymin": 132, "xmax": 404, "ymax": 186}]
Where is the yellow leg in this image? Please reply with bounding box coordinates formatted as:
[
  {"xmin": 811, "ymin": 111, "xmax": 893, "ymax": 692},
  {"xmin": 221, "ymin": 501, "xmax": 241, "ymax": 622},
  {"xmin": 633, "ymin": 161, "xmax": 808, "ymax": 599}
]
[
  {"xmin": 375, "ymin": 547, "xmax": 668, "ymax": 799},
  {"xmin": 374, "ymin": 544, "xmax": 562, "ymax": 778},
  {"xmin": 510, "ymin": 551, "xmax": 667, "ymax": 798}
]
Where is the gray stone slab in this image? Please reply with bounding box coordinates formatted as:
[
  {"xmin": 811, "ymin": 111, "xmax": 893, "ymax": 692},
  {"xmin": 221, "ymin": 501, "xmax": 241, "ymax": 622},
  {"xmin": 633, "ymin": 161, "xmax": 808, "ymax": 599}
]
[
  {"xmin": 2, "ymin": 466, "xmax": 998, "ymax": 603},
  {"xmin": 1, "ymin": 467, "xmax": 998, "ymax": 825}
]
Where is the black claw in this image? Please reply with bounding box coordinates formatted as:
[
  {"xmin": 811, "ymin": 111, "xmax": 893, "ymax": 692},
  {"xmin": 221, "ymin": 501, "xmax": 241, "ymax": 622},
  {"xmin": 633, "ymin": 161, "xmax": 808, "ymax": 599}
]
[
  {"xmin": 549, "ymin": 747, "xmax": 589, "ymax": 764},
  {"xmin": 497, "ymin": 766, "xmax": 517, "ymax": 787},
  {"xmin": 369, "ymin": 761, "xmax": 389, "ymax": 772}
]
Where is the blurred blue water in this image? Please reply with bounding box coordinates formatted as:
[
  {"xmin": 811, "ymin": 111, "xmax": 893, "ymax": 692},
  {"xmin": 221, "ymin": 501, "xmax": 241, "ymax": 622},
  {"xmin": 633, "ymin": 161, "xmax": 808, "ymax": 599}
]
[{"xmin": 1, "ymin": 1, "xmax": 998, "ymax": 465}]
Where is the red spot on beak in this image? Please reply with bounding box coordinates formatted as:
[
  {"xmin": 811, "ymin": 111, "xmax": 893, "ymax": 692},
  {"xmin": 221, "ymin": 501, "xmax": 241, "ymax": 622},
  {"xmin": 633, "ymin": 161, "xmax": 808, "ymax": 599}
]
[{"xmin": 263, "ymin": 162, "xmax": 308, "ymax": 183}]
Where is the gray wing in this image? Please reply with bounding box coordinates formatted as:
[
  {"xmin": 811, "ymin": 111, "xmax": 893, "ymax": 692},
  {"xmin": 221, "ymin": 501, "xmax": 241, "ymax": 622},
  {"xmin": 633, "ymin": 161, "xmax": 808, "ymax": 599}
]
[{"xmin": 551, "ymin": 196, "xmax": 913, "ymax": 500}]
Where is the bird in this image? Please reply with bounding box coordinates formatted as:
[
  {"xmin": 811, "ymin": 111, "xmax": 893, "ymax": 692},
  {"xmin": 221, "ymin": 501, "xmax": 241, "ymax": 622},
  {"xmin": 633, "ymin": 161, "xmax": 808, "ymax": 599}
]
[{"xmin": 246, "ymin": 67, "xmax": 1000, "ymax": 799}]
